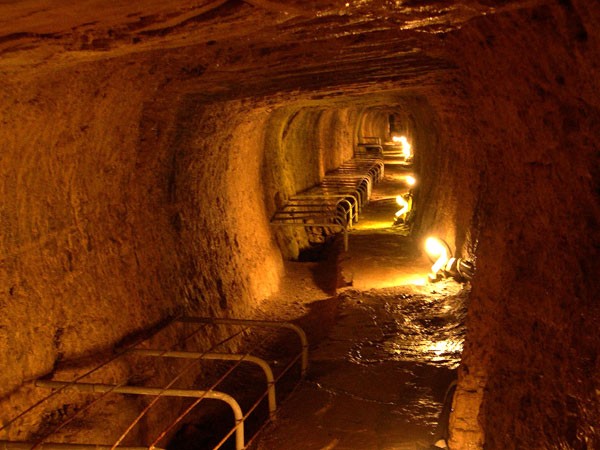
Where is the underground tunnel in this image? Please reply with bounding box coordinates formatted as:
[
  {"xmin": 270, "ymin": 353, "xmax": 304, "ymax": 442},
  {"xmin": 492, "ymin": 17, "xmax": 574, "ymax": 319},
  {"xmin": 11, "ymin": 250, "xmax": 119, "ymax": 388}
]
[{"xmin": 0, "ymin": 1, "xmax": 599, "ymax": 449}]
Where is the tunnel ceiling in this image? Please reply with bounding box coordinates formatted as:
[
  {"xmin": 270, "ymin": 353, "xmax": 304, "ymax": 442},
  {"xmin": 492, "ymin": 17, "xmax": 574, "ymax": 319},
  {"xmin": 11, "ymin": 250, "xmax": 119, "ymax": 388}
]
[{"xmin": 1, "ymin": 0, "xmax": 541, "ymax": 100}]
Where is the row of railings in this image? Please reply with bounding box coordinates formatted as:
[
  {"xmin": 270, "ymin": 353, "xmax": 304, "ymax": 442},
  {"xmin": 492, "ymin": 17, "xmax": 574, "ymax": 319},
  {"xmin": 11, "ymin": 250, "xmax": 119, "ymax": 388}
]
[
  {"xmin": 0, "ymin": 317, "xmax": 309, "ymax": 450},
  {"xmin": 270, "ymin": 149, "xmax": 384, "ymax": 251}
]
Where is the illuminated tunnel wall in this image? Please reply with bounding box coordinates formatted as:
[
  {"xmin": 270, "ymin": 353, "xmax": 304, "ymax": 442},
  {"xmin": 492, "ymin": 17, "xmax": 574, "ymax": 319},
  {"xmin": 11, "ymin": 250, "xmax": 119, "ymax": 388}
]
[{"xmin": 0, "ymin": 1, "xmax": 599, "ymax": 448}]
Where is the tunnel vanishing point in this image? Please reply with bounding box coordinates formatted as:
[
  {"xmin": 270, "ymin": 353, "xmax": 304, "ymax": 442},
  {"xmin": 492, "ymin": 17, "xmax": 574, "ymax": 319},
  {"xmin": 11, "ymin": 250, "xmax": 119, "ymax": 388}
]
[{"xmin": 0, "ymin": 1, "xmax": 599, "ymax": 449}]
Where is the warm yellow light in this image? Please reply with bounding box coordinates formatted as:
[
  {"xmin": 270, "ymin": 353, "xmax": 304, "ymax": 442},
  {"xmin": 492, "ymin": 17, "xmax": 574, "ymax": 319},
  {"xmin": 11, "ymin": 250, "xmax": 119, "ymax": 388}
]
[
  {"xmin": 392, "ymin": 135, "xmax": 402, "ymax": 143},
  {"xmin": 428, "ymin": 339, "xmax": 464, "ymax": 356},
  {"xmin": 411, "ymin": 277, "xmax": 427, "ymax": 286},
  {"xmin": 399, "ymin": 136, "xmax": 412, "ymax": 159},
  {"xmin": 425, "ymin": 237, "xmax": 449, "ymax": 278},
  {"xmin": 425, "ymin": 237, "xmax": 446, "ymax": 257},
  {"xmin": 394, "ymin": 195, "xmax": 409, "ymax": 218},
  {"xmin": 406, "ymin": 175, "xmax": 416, "ymax": 186}
]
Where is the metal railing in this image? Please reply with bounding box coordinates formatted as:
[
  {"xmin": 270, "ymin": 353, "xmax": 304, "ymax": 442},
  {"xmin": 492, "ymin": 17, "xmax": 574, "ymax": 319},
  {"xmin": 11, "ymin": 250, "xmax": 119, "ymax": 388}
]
[
  {"xmin": 176, "ymin": 317, "xmax": 308, "ymax": 377},
  {"xmin": 358, "ymin": 136, "xmax": 382, "ymax": 145},
  {"xmin": 0, "ymin": 443, "xmax": 163, "ymax": 450},
  {"xmin": 125, "ymin": 349, "xmax": 278, "ymax": 419},
  {"xmin": 1, "ymin": 316, "xmax": 308, "ymax": 450},
  {"xmin": 270, "ymin": 154, "xmax": 384, "ymax": 251},
  {"xmin": 36, "ymin": 382, "xmax": 245, "ymax": 450}
]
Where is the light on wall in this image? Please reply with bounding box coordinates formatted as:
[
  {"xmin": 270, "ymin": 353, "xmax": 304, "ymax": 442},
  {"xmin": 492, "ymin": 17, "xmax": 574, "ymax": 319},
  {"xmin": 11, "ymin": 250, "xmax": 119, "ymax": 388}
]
[
  {"xmin": 401, "ymin": 136, "xmax": 412, "ymax": 160},
  {"xmin": 394, "ymin": 192, "xmax": 413, "ymax": 226},
  {"xmin": 391, "ymin": 135, "xmax": 412, "ymax": 160},
  {"xmin": 395, "ymin": 195, "xmax": 409, "ymax": 218},
  {"xmin": 425, "ymin": 237, "xmax": 450, "ymax": 281},
  {"xmin": 424, "ymin": 237, "xmax": 475, "ymax": 282}
]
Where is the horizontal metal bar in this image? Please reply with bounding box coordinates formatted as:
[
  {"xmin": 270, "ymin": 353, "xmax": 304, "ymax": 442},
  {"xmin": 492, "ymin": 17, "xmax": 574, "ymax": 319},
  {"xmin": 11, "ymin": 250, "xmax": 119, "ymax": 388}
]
[
  {"xmin": 36, "ymin": 381, "xmax": 244, "ymax": 450},
  {"xmin": 286, "ymin": 199, "xmax": 343, "ymax": 205},
  {"xmin": 321, "ymin": 179, "xmax": 366, "ymax": 184},
  {"xmin": 291, "ymin": 194, "xmax": 356, "ymax": 200},
  {"xmin": 320, "ymin": 182, "xmax": 368, "ymax": 202},
  {"xmin": 270, "ymin": 222, "xmax": 348, "ymax": 251},
  {"xmin": 274, "ymin": 208, "xmax": 349, "ymax": 218},
  {"xmin": 333, "ymin": 169, "xmax": 377, "ymax": 176},
  {"xmin": 0, "ymin": 317, "xmax": 185, "ymax": 436},
  {"xmin": 275, "ymin": 206, "xmax": 342, "ymax": 212},
  {"xmin": 127, "ymin": 349, "xmax": 277, "ymax": 419},
  {"xmin": 273, "ymin": 215, "xmax": 344, "ymax": 221},
  {"xmin": 336, "ymin": 165, "xmax": 382, "ymax": 175},
  {"xmin": 284, "ymin": 195, "xmax": 358, "ymax": 224},
  {"xmin": 0, "ymin": 443, "xmax": 162, "ymax": 450},
  {"xmin": 271, "ymin": 214, "xmax": 346, "ymax": 222},
  {"xmin": 302, "ymin": 189, "xmax": 362, "ymax": 208},
  {"xmin": 276, "ymin": 200, "xmax": 355, "ymax": 229},
  {"xmin": 291, "ymin": 194, "xmax": 359, "ymax": 219},
  {"xmin": 176, "ymin": 318, "xmax": 309, "ymax": 377}
]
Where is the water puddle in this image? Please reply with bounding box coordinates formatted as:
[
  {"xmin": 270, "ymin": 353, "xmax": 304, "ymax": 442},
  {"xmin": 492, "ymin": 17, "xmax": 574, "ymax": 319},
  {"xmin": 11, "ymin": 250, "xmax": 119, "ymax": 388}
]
[{"xmin": 340, "ymin": 285, "xmax": 467, "ymax": 369}]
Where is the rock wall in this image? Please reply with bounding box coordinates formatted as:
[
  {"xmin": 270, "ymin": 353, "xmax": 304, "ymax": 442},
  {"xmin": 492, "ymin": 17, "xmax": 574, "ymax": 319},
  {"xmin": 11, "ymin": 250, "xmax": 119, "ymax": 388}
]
[
  {"xmin": 167, "ymin": 97, "xmax": 284, "ymax": 316},
  {"xmin": 415, "ymin": 2, "xmax": 600, "ymax": 448},
  {"xmin": 0, "ymin": 57, "xmax": 193, "ymax": 439},
  {"xmin": 0, "ymin": 56, "xmax": 360, "ymax": 439},
  {"xmin": 0, "ymin": 60, "xmax": 287, "ymax": 438},
  {"xmin": 0, "ymin": 60, "xmax": 178, "ymax": 396}
]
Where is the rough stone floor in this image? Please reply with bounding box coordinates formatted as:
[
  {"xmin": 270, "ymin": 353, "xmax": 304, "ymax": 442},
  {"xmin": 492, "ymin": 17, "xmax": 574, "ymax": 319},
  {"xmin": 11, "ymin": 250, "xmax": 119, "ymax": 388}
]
[{"xmin": 248, "ymin": 152, "xmax": 469, "ymax": 450}]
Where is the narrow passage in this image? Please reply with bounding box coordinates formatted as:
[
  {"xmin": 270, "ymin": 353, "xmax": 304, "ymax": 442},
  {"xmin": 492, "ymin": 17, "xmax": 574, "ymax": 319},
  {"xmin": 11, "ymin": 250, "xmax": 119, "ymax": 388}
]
[{"xmin": 250, "ymin": 149, "xmax": 469, "ymax": 449}]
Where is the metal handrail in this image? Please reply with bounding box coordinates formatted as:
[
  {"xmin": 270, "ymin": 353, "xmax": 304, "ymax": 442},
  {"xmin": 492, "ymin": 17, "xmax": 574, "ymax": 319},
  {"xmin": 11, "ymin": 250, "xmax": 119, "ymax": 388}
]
[
  {"xmin": 0, "ymin": 443, "xmax": 164, "ymax": 450},
  {"xmin": 36, "ymin": 381, "xmax": 245, "ymax": 450},
  {"xmin": 176, "ymin": 317, "xmax": 309, "ymax": 377},
  {"xmin": 323, "ymin": 174, "xmax": 372, "ymax": 197},
  {"xmin": 272, "ymin": 207, "xmax": 349, "ymax": 229},
  {"xmin": 0, "ymin": 316, "xmax": 184, "ymax": 435},
  {"xmin": 5, "ymin": 317, "xmax": 309, "ymax": 450},
  {"xmin": 303, "ymin": 186, "xmax": 363, "ymax": 210},
  {"xmin": 288, "ymin": 196, "xmax": 358, "ymax": 224},
  {"xmin": 358, "ymin": 136, "xmax": 381, "ymax": 145},
  {"xmin": 270, "ymin": 153, "xmax": 384, "ymax": 252},
  {"xmin": 320, "ymin": 179, "xmax": 369, "ymax": 204},
  {"xmin": 127, "ymin": 349, "xmax": 278, "ymax": 419},
  {"xmin": 271, "ymin": 222, "xmax": 349, "ymax": 251},
  {"xmin": 334, "ymin": 161, "xmax": 384, "ymax": 182}
]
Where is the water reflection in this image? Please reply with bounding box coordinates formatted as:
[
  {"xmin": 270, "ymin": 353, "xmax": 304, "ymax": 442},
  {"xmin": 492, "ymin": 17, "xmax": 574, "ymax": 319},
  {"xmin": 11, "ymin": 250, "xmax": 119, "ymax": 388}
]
[{"xmin": 343, "ymin": 287, "xmax": 467, "ymax": 369}]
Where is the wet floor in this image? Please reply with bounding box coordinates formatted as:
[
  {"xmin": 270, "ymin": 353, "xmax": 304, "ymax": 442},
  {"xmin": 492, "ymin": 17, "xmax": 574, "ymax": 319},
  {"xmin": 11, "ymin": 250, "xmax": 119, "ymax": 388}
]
[
  {"xmin": 249, "ymin": 283, "xmax": 467, "ymax": 450},
  {"xmin": 248, "ymin": 151, "xmax": 469, "ymax": 450}
]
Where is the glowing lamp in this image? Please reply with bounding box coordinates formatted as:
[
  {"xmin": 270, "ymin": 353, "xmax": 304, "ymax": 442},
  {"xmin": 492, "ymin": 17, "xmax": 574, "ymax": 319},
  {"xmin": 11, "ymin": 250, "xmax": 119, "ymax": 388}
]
[
  {"xmin": 395, "ymin": 195, "xmax": 409, "ymax": 218},
  {"xmin": 425, "ymin": 237, "xmax": 447, "ymax": 258},
  {"xmin": 391, "ymin": 135, "xmax": 412, "ymax": 159},
  {"xmin": 405, "ymin": 175, "xmax": 416, "ymax": 186},
  {"xmin": 425, "ymin": 237, "xmax": 450, "ymax": 280}
]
